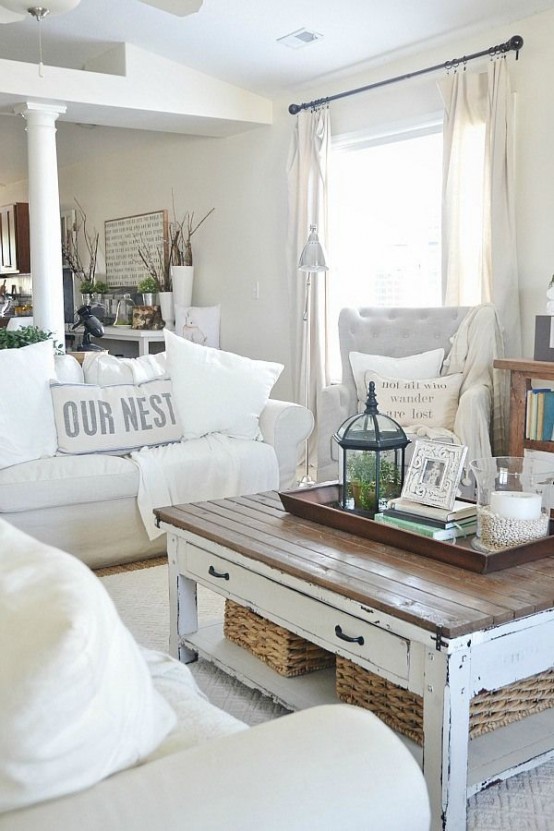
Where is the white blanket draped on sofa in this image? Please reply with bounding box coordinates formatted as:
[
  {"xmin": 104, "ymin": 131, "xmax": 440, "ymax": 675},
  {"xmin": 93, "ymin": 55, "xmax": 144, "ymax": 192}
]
[{"xmin": 131, "ymin": 436, "xmax": 280, "ymax": 540}]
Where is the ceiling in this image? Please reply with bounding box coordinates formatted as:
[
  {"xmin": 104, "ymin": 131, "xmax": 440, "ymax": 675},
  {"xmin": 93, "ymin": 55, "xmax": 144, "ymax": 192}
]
[{"xmin": 1, "ymin": 0, "xmax": 553, "ymax": 188}]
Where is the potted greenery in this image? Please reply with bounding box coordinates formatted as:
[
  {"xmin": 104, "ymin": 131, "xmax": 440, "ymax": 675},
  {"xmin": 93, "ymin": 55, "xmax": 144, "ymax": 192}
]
[
  {"xmin": 347, "ymin": 452, "xmax": 402, "ymax": 513},
  {"xmin": 0, "ymin": 325, "xmax": 61, "ymax": 351},
  {"xmin": 137, "ymin": 275, "xmax": 160, "ymax": 305}
]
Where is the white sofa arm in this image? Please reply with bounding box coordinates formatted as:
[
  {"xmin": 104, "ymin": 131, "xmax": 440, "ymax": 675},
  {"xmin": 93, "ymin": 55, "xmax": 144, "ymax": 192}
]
[
  {"xmin": 316, "ymin": 383, "xmax": 353, "ymax": 482},
  {"xmin": 259, "ymin": 399, "xmax": 314, "ymax": 490},
  {"xmin": 2, "ymin": 706, "xmax": 430, "ymax": 831}
]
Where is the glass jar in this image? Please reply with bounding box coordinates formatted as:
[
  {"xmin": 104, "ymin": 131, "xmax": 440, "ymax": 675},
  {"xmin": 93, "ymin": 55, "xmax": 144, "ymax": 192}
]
[{"xmin": 114, "ymin": 293, "xmax": 134, "ymax": 326}]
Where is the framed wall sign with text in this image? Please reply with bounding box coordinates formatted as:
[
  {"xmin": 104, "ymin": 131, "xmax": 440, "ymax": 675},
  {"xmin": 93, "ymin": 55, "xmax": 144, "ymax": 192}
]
[{"xmin": 105, "ymin": 210, "xmax": 168, "ymax": 288}]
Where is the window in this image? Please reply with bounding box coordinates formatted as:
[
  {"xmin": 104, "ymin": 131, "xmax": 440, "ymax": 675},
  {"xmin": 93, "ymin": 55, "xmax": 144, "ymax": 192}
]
[{"xmin": 328, "ymin": 126, "xmax": 443, "ymax": 379}]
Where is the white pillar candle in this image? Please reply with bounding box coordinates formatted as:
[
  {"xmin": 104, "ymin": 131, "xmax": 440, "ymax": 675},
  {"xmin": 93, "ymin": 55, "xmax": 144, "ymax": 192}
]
[{"xmin": 489, "ymin": 491, "xmax": 542, "ymax": 520}]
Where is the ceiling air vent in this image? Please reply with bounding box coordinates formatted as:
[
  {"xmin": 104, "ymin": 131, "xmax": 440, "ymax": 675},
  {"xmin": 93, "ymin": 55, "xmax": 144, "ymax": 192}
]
[{"xmin": 277, "ymin": 28, "xmax": 323, "ymax": 49}]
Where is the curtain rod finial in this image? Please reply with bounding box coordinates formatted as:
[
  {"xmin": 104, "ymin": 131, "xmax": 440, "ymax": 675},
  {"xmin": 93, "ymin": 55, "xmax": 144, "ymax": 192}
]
[{"xmin": 289, "ymin": 103, "xmax": 301, "ymax": 115}]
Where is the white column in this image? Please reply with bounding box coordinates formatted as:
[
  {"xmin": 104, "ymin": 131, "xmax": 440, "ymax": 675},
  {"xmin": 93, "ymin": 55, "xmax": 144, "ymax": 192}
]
[{"xmin": 14, "ymin": 102, "xmax": 67, "ymax": 350}]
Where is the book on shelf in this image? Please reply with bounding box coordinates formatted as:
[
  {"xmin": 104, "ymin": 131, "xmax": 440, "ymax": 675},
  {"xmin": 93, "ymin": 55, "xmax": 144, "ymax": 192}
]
[
  {"xmin": 525, "ymin": 388, "xmax": 554, "ymax": 440},
  {"xmin": 386, "ymin": 496, "xmax": 477, "ymax": 522},
  {"xmin": 374, "ymin": 512, "xmax": 477, "ymax": 541}
]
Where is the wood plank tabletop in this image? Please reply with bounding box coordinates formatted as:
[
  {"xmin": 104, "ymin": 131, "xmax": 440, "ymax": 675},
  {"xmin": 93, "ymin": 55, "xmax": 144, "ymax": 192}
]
[{"xmin": 155, "ymin": 492, "xmax": 554, "ymax": 639}]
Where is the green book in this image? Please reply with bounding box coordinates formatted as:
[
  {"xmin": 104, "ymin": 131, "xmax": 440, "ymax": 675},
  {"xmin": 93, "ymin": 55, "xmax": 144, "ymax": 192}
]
[{"xmin": 373, "ymin": 512, "xmax": 476, "ymax": 541}]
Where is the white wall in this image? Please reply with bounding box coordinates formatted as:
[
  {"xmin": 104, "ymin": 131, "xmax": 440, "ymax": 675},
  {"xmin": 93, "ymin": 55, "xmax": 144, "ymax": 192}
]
[{"xmin": 5, "ymin": 8, "xmax": 554, "ymax": 398}]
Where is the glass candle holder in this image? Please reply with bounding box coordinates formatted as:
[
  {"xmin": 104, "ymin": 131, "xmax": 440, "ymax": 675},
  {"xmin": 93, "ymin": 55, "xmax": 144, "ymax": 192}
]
[{"xmin": 470, "ymin": 456, "xmax": 554, "ymax": 552}]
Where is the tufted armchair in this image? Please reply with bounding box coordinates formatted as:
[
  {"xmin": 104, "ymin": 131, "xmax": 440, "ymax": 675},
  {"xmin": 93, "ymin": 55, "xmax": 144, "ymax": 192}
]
[{"xmin": 316, "ymin": 305, "xmax": 505, "ymax": 483}]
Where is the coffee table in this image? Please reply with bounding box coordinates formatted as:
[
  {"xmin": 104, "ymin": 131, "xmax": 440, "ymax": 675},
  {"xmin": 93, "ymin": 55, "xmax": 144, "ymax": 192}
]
[{"xmin": 156, "ymin": 491, "xmax": 554, "ymax": 831}]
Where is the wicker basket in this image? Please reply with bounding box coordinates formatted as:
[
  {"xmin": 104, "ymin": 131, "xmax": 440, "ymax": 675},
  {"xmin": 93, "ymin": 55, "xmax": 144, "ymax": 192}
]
[
  {"xmin": 224, "ymin": 600, "xmax": 335, "ymax": 678},
  {"xmin": 336, "ymin": 656, "xmax": 554, "ymax": 746}
]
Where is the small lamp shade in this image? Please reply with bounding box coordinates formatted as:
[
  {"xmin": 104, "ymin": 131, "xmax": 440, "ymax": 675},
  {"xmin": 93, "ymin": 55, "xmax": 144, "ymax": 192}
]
[
  {"xmin": 334, "ymin": 381, "xmax": 410, "ymax": 516},
  {"xmin": 298, "ymin": 225, "xmax": 328, "ymax": 272}
]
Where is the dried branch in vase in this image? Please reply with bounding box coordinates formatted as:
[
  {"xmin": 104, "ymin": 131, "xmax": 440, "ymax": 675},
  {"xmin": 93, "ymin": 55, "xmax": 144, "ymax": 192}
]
[
  {"xmin": 62, "ymin": 199, "xmax": 100, "ymax": 292},
  {"xmin": 170, "ymin": 207, "xmax": 215, "ymax": 267}
]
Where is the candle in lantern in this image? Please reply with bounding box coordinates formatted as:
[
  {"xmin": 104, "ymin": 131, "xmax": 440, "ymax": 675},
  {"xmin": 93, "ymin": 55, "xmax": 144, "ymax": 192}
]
[{"xmin": 489, "ymin": 491, "xmax": 542, "ymax": 521}]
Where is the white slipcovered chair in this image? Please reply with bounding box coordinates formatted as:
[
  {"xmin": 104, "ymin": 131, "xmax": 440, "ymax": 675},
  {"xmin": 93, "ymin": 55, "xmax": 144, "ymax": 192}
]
[{"xmin": 317, "ymin": 304, "xmax": 506, "ymax": 483}]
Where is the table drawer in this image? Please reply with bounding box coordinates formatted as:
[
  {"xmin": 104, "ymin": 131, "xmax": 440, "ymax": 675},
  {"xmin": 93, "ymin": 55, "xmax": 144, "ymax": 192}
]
[{"xmin": 183, "ymin": 540, "xmax": 410, "ymax": 683}]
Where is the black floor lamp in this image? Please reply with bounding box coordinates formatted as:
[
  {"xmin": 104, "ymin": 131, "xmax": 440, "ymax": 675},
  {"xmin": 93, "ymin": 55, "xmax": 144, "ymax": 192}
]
[{"xmin": 298, "ymin": 224, "xmax": 328, "ymax": 487}]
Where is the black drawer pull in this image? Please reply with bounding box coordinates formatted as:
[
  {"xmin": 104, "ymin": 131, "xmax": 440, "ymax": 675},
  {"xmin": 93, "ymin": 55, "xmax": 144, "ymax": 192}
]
[
  {"xmin": 335, "ymin": 624, "xmax": 364, "ymax": 646},
  {"xmin": 208, "ymin": 565, "xmax": 230, "ymax": 580}
]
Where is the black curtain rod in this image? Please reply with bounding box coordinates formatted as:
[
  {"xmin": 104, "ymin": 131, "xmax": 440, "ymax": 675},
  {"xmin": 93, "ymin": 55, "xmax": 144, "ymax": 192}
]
[{"xmin": 288, "ymin": 34, "xmax": 523, "ymax": 115}]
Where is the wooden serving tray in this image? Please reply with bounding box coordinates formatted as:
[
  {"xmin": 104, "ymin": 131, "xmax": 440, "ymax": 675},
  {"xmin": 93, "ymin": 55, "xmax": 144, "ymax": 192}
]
[{"xmin": 279, "ymin": 483, "xmax": 554, "ymax": 574}]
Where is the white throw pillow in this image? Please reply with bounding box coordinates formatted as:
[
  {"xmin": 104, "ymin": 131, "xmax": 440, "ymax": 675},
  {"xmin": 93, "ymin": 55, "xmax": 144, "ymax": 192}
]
[
  {"xmin": 349, "ymin": 348, "xmax": 445, "ymax": 408},
  {"xmin": 0, "ymin": 340, "xmax": 58, "ymax": 470},
  {"xmin": 364, "ymin": 370, "xmax": 463, "ymax": 430},
  {"xmin": 83, "ymin": 351, "xmax": 168, "ymax": 385},
  {"xmin": 174, "ymin": 304, "xmax": 221, "ymax": 348},
  {"xmin": 50, "ymin": 378, "xmax": 182, "ymax": 454},
  {"xmin": 165, "ymin": 328, "xmax": 283, "ymax": 440},
  {"xmin": 0, "ymin": 519, "xmax": 175, "ymax": 813}
]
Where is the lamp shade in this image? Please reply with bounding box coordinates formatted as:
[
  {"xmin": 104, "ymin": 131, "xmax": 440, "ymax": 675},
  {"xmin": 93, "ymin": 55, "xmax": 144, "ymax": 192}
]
[{"xmin": 298, "ymin": 225, "xmax": 328, "ymax": 272}]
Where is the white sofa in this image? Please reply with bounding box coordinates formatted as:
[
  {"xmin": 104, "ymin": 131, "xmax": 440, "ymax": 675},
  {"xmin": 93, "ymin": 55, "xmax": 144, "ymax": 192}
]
[
  {"xmin": 0, "ymin": 520, "xmax": 431, "ymax": 831},
  {"xmin": 0, "ymin": 344, "xmax": 313, "ymax": 570}
]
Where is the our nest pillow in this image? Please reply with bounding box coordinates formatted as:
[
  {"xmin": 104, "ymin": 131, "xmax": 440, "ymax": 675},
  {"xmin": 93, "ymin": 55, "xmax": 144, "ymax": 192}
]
[
  {"xmin": 0, "ymin": 340, "xmax": 58, "ymax": 470},
  {"xmin": 50, "ymin": 378, "xmax": 182, "ymax": 454},
  {"xmin": 165, "ymin": 328, "xmax": 283, "ymax": 440},
  {"xmin": 0, "ymin": 519, "xmax": 175, "ymax": 813},
  {"xmin": 349, "ymin": 348, "xmax": 445, "ymax": 408},
  {"xmin": 364, "ymin": 370, "xmax": 463, "ymax": 431}
]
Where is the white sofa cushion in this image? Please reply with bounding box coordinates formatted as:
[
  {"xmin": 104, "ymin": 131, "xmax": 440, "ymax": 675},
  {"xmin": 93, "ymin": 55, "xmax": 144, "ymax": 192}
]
[
  {"xmin": 0, "ymin": 454, "xmax": 139, "ymax": 512},
  {"xmin": 349, "ymin": 347, "xmax": 445, "ymax": 409},
  {"xmin": 0, "ymin": 341, "xmax": 58, "ymax": 470},
  {"xmin": 0, "ymin": 520, "xmax": 175, "ymax": 813},
  {"xmin": 50, "ymin": 379, "xmax": 182, "ymax": 454},
  {"xmin": 165, "ymin": 328, "xmax": 283, "ymax": 440},
  {"xmin": 82, "ymin": 351, "xmax": 168, "ymax": 385}
]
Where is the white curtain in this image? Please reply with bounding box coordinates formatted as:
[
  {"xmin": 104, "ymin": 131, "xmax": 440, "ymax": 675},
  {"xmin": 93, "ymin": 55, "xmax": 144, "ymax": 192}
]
[
  {"xmin": 286, "ymin": 108, "xmax": 331, "ymax": 425},
  {"xmin": 441, "ymin": 59, "xmax": 521, "ymax": 357}
]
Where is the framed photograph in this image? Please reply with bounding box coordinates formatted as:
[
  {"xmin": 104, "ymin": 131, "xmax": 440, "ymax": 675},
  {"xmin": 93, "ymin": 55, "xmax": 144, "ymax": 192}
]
[{"xmin": 401, "ymin": 440, "xmax": 468, "ymax": 510}]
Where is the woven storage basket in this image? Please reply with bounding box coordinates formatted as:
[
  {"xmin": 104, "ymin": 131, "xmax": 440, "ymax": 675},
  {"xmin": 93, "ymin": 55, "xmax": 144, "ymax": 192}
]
[
  {"xmin": 336, "ymin": 656, "xmax": 554, "ymax": 746},
  {"xmin": 224, "ymin": 600, "xmax": 335, "ymax": 678}
]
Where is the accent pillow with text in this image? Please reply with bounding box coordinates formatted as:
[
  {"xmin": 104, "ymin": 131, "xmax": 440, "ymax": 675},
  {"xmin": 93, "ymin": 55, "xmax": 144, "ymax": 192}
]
[
  {"xmin": 349, "ymin": 348, "xmax": 445, "ymax": 408},
  {"xmin": 363, "ymin": 370, "xmax": 463, "ymax": 431},
  {"xmin": 50, "ymin": 378, "xmax": 182, "ymax": 454}
]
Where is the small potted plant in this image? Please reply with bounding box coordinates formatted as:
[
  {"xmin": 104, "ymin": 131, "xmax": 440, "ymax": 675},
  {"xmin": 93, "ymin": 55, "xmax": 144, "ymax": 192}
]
[
  {"xmin": 137, "ymin": 275, "xmax": 160, "ymax": 306},
  {"xmin": 61, "ymin": 199, "xmax": 100, "ymax": 303}
]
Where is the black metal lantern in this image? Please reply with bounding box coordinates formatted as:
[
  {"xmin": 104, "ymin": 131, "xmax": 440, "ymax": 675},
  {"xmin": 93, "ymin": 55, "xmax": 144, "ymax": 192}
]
[{"xmin": 333, "ymin": 381, "xmax": 410, "ymax": 517}]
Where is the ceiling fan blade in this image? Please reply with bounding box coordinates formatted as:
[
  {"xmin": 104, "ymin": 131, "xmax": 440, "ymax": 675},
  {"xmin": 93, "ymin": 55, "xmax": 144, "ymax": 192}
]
[
  {"xmin": 137, "ymin": 0, "xmax": 203, "ymax": 16},
  {"xmin": 0, "ymin": 7, "xmax": 26, "ymax": 24}
]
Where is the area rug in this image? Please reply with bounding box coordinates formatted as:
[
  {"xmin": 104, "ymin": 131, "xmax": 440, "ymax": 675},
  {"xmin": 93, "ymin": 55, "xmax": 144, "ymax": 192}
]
[{"xmin": 100, "ymin": 563, "xmax": 554, "ymax": 829}]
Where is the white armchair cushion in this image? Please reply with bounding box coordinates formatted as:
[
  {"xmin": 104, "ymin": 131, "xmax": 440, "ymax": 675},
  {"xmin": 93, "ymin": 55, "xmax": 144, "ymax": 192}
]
[
  {"xmin": 0, "ymin": 520, "xmax": 175, "ymax": 813},
  {"xmin": 82, "ymin": 351, "xmax": 168, "ymax": 385},
  {"xmin": 365, "ymin": 371, "xmax": 464, "ymax": 431},
  {"xmin": 165, "ymin": 328, "xmax": 283, "ymax": 441},
  {"xmin": 349, "ymin": 348, "xmax": 445, "ymax": 408}
]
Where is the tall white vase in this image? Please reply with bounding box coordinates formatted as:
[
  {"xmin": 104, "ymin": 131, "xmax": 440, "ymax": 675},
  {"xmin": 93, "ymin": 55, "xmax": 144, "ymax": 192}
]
[
  {"xmin": 170, "ymin": 266, "xmax": 194, "ymax": 309},
  {"xmin": 159, "ymin": 291, "xmax": 175, "ymax": 330}
]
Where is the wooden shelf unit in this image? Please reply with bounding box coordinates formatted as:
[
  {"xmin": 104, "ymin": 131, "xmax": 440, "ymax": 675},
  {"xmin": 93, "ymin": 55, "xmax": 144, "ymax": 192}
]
[{"xmin": 494, "ymin": 358, "xmax": 554, "ymax": 456}]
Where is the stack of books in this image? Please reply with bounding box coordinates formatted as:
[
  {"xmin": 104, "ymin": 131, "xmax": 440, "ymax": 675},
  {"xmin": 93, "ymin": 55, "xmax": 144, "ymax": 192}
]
[
  {"xmin": 374, "ymin": 497, "xmax": 477, "ymax": 541},
  {"xmin": 525, "ymin": 388, "xmax": 554, "ymax": 440}
]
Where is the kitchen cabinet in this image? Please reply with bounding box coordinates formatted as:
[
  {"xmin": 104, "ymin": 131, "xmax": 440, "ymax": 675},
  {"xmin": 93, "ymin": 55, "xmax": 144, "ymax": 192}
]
[{"xmin": 0, "ymin": 203, "xmax": 30, "ymax": 275}]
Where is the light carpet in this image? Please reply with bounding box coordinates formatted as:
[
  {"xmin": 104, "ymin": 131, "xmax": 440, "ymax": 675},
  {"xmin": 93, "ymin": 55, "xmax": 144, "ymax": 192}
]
[{"xmin": 100, "ymin": 563, "xmax": 554, "ymax": 830}]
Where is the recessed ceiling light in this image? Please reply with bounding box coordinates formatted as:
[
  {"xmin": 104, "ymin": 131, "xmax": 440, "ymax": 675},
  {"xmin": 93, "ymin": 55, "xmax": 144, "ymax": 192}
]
[{"xmin": 277, "ymin": 28, "xmax": 324, "ymax": 49}]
